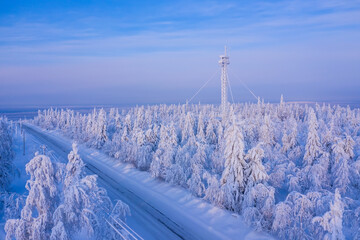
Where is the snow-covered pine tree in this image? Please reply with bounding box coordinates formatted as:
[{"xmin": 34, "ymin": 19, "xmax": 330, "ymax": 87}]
[
  {"xmin": 150, "ymin": 125, "xmax": 174, "ymax": 179},
  {"xmin": 259, "ymin": 115, "xmax": 275, "ymax": 146},
  {"xmin": 344, "ymin": 134, "xmax": 355, "ymax": 159},
  {"xmin": 303, "ymin": 108, "xmax": 322, "ymax": 166},
  {"xmin": 181, "ymin": 112, "xmax": 195, "ymax": 144},
  {"xmin": 282, "ymin": 118, "xmax": 298, "ymax": 155},
  {"xmin": 242, "ymin": 144, "xmax": 274, "ymax": 230},
  {"xmin": 220, "ymin": 116, "xmax": 247, "ymax": 212},
  {"xmin": 93, "ymin": 108, "xmax": 108, "ymax": 149},
  {"xmin": 196, "ymin": 112, "xmax": 206, "ymax": 143},
  {"xmin": 205, "ymin": 120, "xmax": 216, "ymax": 145},
  {"xmin": 187, "ymin": 163, "xmax": 205, "ymax": 197},
  {"xmin": 333, "ymin": 154, "xmax": 350, "ymax": 194},
  {"xmin": 64, "ymin": 143, "xmax": 84, "ymax": 187}
]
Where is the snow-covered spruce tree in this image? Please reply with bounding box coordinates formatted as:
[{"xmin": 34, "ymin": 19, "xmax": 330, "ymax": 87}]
[
  {"xmin": 131, "ymin": 127, "xmax": 146, "ymax": 168},
  {"xmin": 344, "ymin": 134, "xmax": 355, "ymax": 159},
  {"xmin": 51, "ymin": 143, "xmax": 114, "ymax": 240},
  {"xmin": 196, "ymin": 111, "xmax": 206, "ymax": 142},
  {"xmin": 259, "ymin": 115, "xmax": 275, "ymax": 147},
  {"xmin": 168, "ymin": 121, "xmax": 178, "ymax": 147},
  {"xmin": 220, "ymin": 116, "xmax": 247, "ymax": 212},
  {"xmin": 108, "ymin": 131, "xmax": 122, "ymax": 159},
  {"xmin": 303, "ymin": 108, "xmax": 322, "ymax": 167},
  {"xmin": 187, "ymin": 163, "xmax": 205, "ymax": 197},
  {"xmin": 332, "ymin": 137, "xmax": 347, "ymax": 166},
  {"xmin": 5, "ymin": 153, "xmax": 58, "ymax": 240},
  {"xmin": 93, "ymin": 108, "xmax": 108, "ymax": 149},
  {"xmin": 205, "ymin": 120, "xmax": 217, "ymax": 145},
  {"xmin": 322, "ymin": 125, "xmax": 334, "ymax": 152},
  {"xmin": 331, "ymin": 137, "xmax": 350, "ymax": 194},
  {"xmin": 181, "ymin": 112, "xmax": 195, "ymax": 144},
  {"xmin": 150, "ymin": 125, "xmax": 174, "ymax": 180},
  {"xmin": 333, "ymin": 155, "xmax": 350, "ymax": 195},
  {"xmin": 282, "ymin": 117, "xmax": 298, "ymax": 155},
  {"xmin": 186, "ymin": 142, "xmax": 206, "ymax": 197},
  {"xmin": 242, "ymin": 144, "xmax": 274, "ymax": 230},
  {"xmin": 244, "ymin": 144, "xmax": 268, "ymax": 187},
  {"xmin": 312, "ymin": 189, "xmax": 345, "ymax": 240},
  {"xmin": 210, "ymin": 142, "xmax": 225, "ymax": 176}
]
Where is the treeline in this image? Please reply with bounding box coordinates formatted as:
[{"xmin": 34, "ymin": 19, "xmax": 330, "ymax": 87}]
[{"xmin": 32, "ymin": 100, "xmax": 360, "ymax": 239}]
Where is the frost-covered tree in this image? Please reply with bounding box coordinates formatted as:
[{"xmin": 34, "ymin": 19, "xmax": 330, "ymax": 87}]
[
  {"xmin": 344, "ymin": 134, "xmax": 355, "ymax": 159},
  {"xmin": 205, "ymin": 120, "xmax": 216, "ymax": 145},
  {"xmin": 244, "ymin": 144, "xmax": 268, "ymax": 187},
  {"xmin": 203, "ymin": 172, "xmax": 223, "ymax": 207},
  {"xmin": 181, "ymin": 112, "xmax": 195, "ymax": 144},
  {"xmin": 312, "ymin": 189, "xmax": 345, "ymax": 240},
  {"xmin": 272, "ymin": 202, "xmax": 292, "ymax": 239},
  {"xmin": 242, "ymin": 144, "xmax": 273, "ymax": 230},
  {"xmin": 150, "ymin": 125, "xmax": 175, "ymax": 179},
  {"xmin": 5, "ymin": 154, "xmax": 58, "ymax": 240},
  {"xmin": 333, "ymin": 156, "xmax": 350, "ymax": 194},
  {"xmin": 64, "ymin": 143, "xmax": 84, "ymax": 187},
  {"xmin": 93, "ymin": 108, "xmax": 108, "ymax": 148},
  {"xmin": 187, "ymin": 163, "xmax": 205, "ymax": 197},
  {"xmin": 303, "ymin": 108, "xmax": 322, "ymax": 166},
  {"xmin": 259, "ymin": 115, "xmax": 275, "ymax": 146},
  {"xmin": 308, "ymin": 163, "xmax": 326, "ymax": 191},
  {"xmin": 221, "ymin": 117, "xmax": 247, "ymax": 212},
  {"xmin": 282, "ymin": 119, "xmax": 298, "ymax": 154},
  {"xmin": 51, "ymin": 143, "xmax": 114, "ymax": 239},
  {"xmin": 242, "ymin": 183, "xmax": 275, "ymax": 230},
  {"xmin": 272, "ymin": 192, "xmax": 313, "ymax": 240}
]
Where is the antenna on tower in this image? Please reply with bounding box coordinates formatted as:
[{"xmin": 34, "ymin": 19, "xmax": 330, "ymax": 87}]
[{"xmin": 219, "ymin": 45, "xmax": 230, "ymax": 115}]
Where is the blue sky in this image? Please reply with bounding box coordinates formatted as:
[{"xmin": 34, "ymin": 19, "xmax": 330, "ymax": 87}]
[{"xmin": 1, "ymin": 0, "xmax": 360, "ymax": 106}]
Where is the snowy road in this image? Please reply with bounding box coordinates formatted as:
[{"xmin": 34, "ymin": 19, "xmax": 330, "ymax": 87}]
[
  {"xmin": 23, "ymin": 124, "xmax": 271, "ymax": 240},
  {"xmin": 24, "ymin": 125, "xmax": 189, "ymax": 240}
]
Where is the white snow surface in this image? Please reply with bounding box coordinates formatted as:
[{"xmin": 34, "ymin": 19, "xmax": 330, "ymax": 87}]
[{"xmin": 23, "ymin": 123, "xmax": 273, "ymax": 240}]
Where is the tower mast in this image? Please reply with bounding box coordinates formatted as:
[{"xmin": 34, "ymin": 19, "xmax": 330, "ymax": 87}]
[{"xmin": 219, "ymin": 46, "xmax": 230, "ymax": 114}]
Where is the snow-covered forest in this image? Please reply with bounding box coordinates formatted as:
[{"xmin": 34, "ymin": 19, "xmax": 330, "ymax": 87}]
[
  {"xmin": 0, "ymin": 118, "xmax": 14, "ymax": 194},
  {"xmin": 30, "ymin": 99, "xmax": 360, "ymax": 239},
  {"xmin": 4, "ymin": 142, "xmax": 130, "ymax": 240}
]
